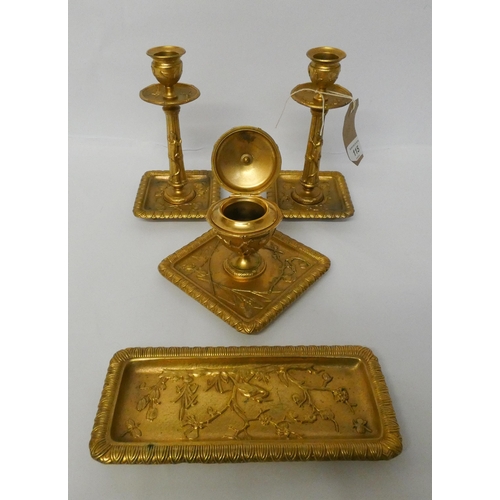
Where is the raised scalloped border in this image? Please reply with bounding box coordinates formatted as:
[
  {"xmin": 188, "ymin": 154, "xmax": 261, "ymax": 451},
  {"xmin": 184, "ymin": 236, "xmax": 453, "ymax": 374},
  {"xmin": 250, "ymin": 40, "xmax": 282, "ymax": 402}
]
[
  {"xmin": 158, "ymin": 230, "xmax": 331, "ymax": 334},
  {"xmin": 267, "ymin": 170, "xmax": 354, "ymax": 219},
  {"xmin": 132, "ymin": 170, "xmax": 220, "ymax": 219},
  {"xmin": 89, "ymin": 345, "xmax": 402, "ymax": 463}
]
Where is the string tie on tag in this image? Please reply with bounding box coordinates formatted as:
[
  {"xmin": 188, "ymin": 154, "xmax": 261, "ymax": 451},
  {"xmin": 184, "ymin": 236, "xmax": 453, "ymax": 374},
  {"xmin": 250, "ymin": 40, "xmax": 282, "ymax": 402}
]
[{"xmin": 275, "ymin": 88, "xmax": 354, "ymax": 136}]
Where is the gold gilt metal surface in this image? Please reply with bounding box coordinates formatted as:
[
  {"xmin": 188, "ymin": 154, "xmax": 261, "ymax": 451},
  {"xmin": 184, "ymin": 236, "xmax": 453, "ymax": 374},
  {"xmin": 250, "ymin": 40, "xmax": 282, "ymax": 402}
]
[
  {"xmin": 158, "ymin": 229, "xmax": 330, "ymax": 334},
  {"xmin": 290, "ymin": 83, "xmax": 352, "ymax": 110},
  {"xmin": 134, "ymin": 45, "xmax": 219, "ymax": 219},
  {"xmin": 207, "ymin": 126, "xmax": 283, "ymax": 280},
  {"xmin": 274, "ymin": 46, "xmax": 355, "ymax": 218},
  {"xmin": 140, "ymin": 83, "xmax": 200, "ymax": 107},
  {"xmin": 211, "ymin": 126, "xmax": 281, "ymax": 195},
  {"xmin": 267, "ymin": 170, "xmax": 354, "ymax": 219},
  {"xmin": 133, "ymin": 170, "xmax": 220, "ymax": 220},
  {"xmin": 89, "ymin": 345, "xmax": 402, "ymax": 464}
]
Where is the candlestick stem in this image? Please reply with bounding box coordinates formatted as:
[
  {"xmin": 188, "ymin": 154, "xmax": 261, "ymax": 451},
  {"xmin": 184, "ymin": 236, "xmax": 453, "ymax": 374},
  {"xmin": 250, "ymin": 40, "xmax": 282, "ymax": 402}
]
[
  {"xmin": 162, "ymin": 105, "xmax": 196, "ymax": 205},
  {"xmin": 291, "ymin": 108, "xmax": 325, "ymax": 205}
]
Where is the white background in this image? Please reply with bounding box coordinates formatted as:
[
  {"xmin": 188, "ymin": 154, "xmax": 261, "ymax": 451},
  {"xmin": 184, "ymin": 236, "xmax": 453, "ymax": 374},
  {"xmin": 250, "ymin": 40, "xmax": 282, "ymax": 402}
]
[{"xmin": 68, "ymin": 1, "xmax": 431, "ymax": 498}]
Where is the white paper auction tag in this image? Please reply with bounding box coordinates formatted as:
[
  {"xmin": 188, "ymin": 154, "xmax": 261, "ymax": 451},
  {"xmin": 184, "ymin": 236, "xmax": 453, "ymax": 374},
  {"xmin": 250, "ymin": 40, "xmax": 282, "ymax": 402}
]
[
  {"xmin": 342, "ymin": 98, "xmax": 364, "ymax": 165},
  {"xmin": 346, "ymin": 137, "xmax": 363, "ymax": 162}
]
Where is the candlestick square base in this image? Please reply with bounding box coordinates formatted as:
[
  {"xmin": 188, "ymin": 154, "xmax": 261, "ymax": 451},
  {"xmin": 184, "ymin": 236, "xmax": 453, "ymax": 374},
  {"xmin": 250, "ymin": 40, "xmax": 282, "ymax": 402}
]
[
  {"xmin": 133, "ymin": 170, "xmax": 220, "ymax": 220},
  {"xmin": 158, "ymin": 229, "xmax": 330, "ymax": 333},
  {"xmin": 267, "ymin": 171, "xmax": 354, "ymax": 219}
]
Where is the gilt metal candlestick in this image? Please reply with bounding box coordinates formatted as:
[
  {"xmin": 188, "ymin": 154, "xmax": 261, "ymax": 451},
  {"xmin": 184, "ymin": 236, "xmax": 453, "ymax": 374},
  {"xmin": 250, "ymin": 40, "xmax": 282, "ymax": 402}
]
[
  {"xmin": 159, "ymin": 127, "xmax": 331, "ymax": 334},
  {"xmin": 267, "ymin": 46, "xmax": 355, "ymax": 219},
  {"xmin": 133, "ymin": 46, "xmax": 219, "ymax": 219}
]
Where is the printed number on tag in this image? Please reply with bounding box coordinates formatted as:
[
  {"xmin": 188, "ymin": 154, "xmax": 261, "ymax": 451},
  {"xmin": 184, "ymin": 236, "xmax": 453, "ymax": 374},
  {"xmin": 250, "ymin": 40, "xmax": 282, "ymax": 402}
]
[{"xmin": 347, "ymin": 137, "xmax": 363, "ymax": 162}]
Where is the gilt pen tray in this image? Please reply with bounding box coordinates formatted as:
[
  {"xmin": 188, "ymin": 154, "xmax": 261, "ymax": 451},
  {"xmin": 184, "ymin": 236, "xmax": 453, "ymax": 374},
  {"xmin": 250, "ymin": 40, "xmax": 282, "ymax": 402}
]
[{"xmin": 90, "ymin": 345, "xmax": 402, "ymax": 463}]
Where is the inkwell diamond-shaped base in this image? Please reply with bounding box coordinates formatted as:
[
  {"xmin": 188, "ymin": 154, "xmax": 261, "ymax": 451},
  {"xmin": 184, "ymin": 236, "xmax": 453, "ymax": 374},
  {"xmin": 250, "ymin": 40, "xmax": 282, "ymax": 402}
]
[{"xmin": 158, "ymin": 229, "xmax": 331, "ymax": 333}]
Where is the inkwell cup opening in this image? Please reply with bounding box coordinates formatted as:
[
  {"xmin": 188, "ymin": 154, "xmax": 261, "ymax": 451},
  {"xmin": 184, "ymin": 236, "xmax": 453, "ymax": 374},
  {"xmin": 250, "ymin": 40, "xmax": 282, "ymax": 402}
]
[{"xmin": 221, "ymin": 198, "xmax": 267, "ymax": 223}]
